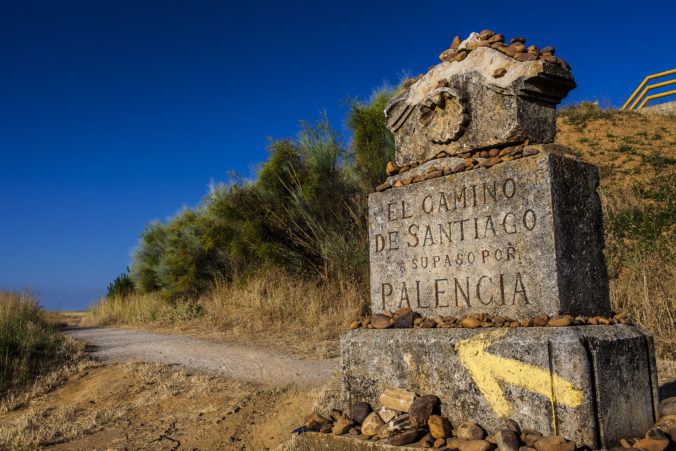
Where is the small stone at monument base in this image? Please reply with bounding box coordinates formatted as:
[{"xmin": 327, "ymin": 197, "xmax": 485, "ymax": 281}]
[
  {"xmin": 341, "ymin": 325, "xmax": 658, "ymax": 448},
  {"xmin": 304, "ymin": 412, "xmax": 329, "ymax": 430},
  {"xmin": 459, "ymin": 439, "xmax": 494, "ymax": 451},
  {"xmin": 332, "ymin": 417, "xmax": 354, "ymax": 435},
  {"xmin": 658, "ymin": 397, "xmax": 676, "ymax": 417},
  {"xmin": 409, "ymin": 394, "xmax": 440, "ymax": 426},
  {"xmin": 434, "ymin": 437, "xmax": 447, "ymax": 448},
  {"xmin": 353, "ymin": 401, "xmax": 372, "ymax": 424},
  {"xmin": 379, "ymin": 406, "xmax": 398, "ymax": 423},
  {"xmin": 380, "ymin": 387, "xmax": 417, "ymax": 412},
  {"xmin": 533, "ymin": 435, "xmax": 575, "ymax": 451},
  {"xmin": 361, "ymin": 412, "xmax": 384, "ymax": 436},
  {"xmin": 428, "ymin": 415, "xmax": 453, "ymax": 438},
  {"xmin": 457, "ymin": 422, "xmax": 486, "ymax": 440},
  {"xmin": 496, "ymin": 429, "xmax": 522, "ymax": 451},
  {"xmin": 389, "ymin": 429, "xmax": 420, "ymax": 446}
]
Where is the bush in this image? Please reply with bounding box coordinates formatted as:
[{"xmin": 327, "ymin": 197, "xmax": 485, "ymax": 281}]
[{"xmin": 106, "ymin": 267, "xmax": 135, "ymax": 298}]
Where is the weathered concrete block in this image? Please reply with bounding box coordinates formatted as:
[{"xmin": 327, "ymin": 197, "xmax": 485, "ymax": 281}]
[
  {"xmin": 341, "ymin": 326, "xmax": 659, "ymax": 448},
  {"xmin": 385, "ymin": 46, "xmax": 575, "ymax": 165},
  {"xmin": 368, "ymin": 152, "xmax": 610, "ymax": 319}
]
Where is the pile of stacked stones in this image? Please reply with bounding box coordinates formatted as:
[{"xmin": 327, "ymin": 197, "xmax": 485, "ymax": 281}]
[
  {"xmin": 400, "ymin": 30, "xmax": 570, "ymax": 93},
  {"xmin": 301, "ymin": 391, "xmax": 676, "ymax": 450},
  {"xmin": 349, "ymin": 308, "xmax": 632, "ymax": 330},
  {"xmin": 376, "ymin": 141, "xmax": 544, "ymax": 192}
]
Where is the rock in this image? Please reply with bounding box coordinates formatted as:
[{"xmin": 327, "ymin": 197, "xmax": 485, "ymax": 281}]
[
  {"xmin": 520, "ymin": 448, "xmax": 537, "ymax": 451},
  {"xmin": 378, "ymin": 414, "xmax": 412, "ymax": 438},
  {"xmin": 541, "ymin": 46, "xmax": 555, "ymax": 55},
  {"xmin": 480, "ymin": 30, "xmax": 495, "ymax": 40},
  {"xmin": 462, "ymin": 318, "xmax": 481, "ymax": 328},
  {"xmin": 523, "ymin": 147, "xmax": 539, "ymax": 157},
  {"xmin": 493, "ymin": 68, "xmax": 507, "ymax": 78},
  {"xmin": 349, "ymin": 427, "xmax": 359, "ymax": 436},
  {"xmin": 304, "ymin": 412, "xmax": 330, "ymax": 430},
  {"xmin": 394, "ymin": 311, "xmax": 414, "ymax": 328},
  {"xmin": 522, "ymin": 432, "xmax": 543, "ymax": 447},
  {"xmin": 548, "ymin": 316, "xmax": 572, "ymax": 327},
  {"xmin": 380, "ymin": 387, "xmax": 417, "ymax": 412},
  {"xmin": 540, "ymin": 54, "xmax": 558, "ymax": 64},
  {"xmin": 371, "ymin": 314, "xmax": 393, "ymax": 329},
  {"xmin": 408, "ymin": 395, "xmax": 439, "ymax": 428},
  {"xmin": 386, "ymin": 161, "xmax": 400, "ymax": 176},
  {"xmin": 319, "ymin": 422, "xmax": 333, "ymax": 433},
  {"xmin": 631, "ymin": 437, "xmax": 669, "ymax": 451},
  {"xmin": 409, "ymin": 395, "xmax": 440, "ymax": 427},
  {"xmin": 422, "ymin": 318, "xmax": 437, "ymax": 328},
  {"xmin": 451, "ymin": 36, "xmax": 462, "ymax": 50},
  {"xmin": 441, "ymin": 49, "xmax": 459, "ymax": 63},
  {"xmin": 390, "ymin": 429, "xmax": 420, "ymax": 446},
  {"xmin": 349, "ymin": 320, "xmax": 361, "ymax": 330},
  {"xmin": 496, "ymin": 429, "xmax": 521, "ymax": 451},
  {"xmin": 353, "ymin": 402, "xmax": 372, "ymax": 424},
  {"xmin": 480, "ymin": 156, "xmax": 502, "ymax": 168},
  {"xmin": 332, "ymin": 417, "xmax": 354, "ymax": 435},
  {"xmin": 505, "ymin": 419, "xmax": 521, "ymax": 435},
  {"xmin": 658, "ymin": 397, "xmax": 676, "ymax": 417},
  {"xmin": 426, "ymin": 169, "xmax": 443, "ymax": 179},
  {"xmin": 515, "ymin": 53, "xmax": 538, "ymax": 62},
  {"xmin": 428, "ymin": 415, "xmax": 452, "ymax": 438},
  {"xmin": 379, "ymin": 406, "xmax": 398, "ymax": 423},
  {"xmin": 435, "ymin": 437, "xmax": 447, "ymax": 448},
  {"xmin": 527, "ymin": 46, "xmax": 540, "ymax": 56},
  {"xmin": 457, "ymin": 422, "xmax": 486, "ymax": 440},
  {"xmin": 459, "ymin": 439, "xmax": 493, "ymax": 451},
  {"xmin": 456, "ymin": 50, "xmax": 468, "ymax": 62},
  {"xmin": 533, "ymin": 436, "xmax": 574, "ymax": 451},
  {"xmin": 488, "ymin": 34, "xmax": 505, "ymax": 44},
  {"xmin": 510, "ymin": 37, "xmax": 526, "ymax": 44},
  {"xmin": 361, "ymin": 412, "xmax": 385, "ymax": 436},
  {"xmin": 329, "ymin": 408, "xmax": 343, "ymax": 421},
  {"xmin": 645, "ymin": 428, "xmax": 669, "ymax": 440},
  {"xmin": 375, "ymin": 182, "xmax": 390, "ymax": 192}
]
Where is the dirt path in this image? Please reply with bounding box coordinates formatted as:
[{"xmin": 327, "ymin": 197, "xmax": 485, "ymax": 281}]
[{"xmin": 66, "ymin": 326, "xmax": 338, "ymax": 387}]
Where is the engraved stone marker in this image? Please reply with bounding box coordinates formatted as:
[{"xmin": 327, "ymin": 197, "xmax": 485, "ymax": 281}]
[
  {"xmin": 369, "ymin": 151, "xmax": 610, "ymax": 319},
  {"xmin": 341, "ymin": 31, "xmax": 658, "ymax": 449}
]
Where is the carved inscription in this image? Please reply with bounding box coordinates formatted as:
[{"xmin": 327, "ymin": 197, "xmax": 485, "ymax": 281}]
[{"xmin": 369, "ymin": 169, "xmax": 555, "ymax": 318}]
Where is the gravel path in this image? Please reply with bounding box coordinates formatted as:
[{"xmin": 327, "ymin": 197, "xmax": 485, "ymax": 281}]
[{"xmin": 66, "ymin": 327, "xmax": 338, "ymax": 387}]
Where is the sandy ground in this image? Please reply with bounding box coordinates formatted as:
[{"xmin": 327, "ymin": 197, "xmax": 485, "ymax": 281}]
[{"xmin": 0, "ymin": 315, "xmax": 341, "ymax": 450}]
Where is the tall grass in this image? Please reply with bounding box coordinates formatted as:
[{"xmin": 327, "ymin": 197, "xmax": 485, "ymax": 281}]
[{"xmin": 0, "ymin": 290, "xmax": 83, "ymax": 397}]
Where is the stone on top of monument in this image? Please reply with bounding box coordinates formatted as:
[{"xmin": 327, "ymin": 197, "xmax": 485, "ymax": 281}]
[
  {"xmin": 368, "ymin": 150, "xmax": 611, "ymax": 319},
  {"xmin": 385, "ymin": 31, "xmax": 576, "ymax": 166}
]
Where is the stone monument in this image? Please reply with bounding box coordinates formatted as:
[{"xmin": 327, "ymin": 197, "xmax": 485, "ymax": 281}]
[{"xmin": 341, "ymin": 31, "xmax": 659, "ymax": 449}]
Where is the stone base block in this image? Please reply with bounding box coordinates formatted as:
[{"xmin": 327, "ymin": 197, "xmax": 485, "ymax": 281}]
[{"xmin": 341, "ymin": 326, "xmax": 659, "ymax": 448}]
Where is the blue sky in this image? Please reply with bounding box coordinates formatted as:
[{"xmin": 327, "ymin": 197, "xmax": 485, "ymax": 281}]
[{"xmin": 1, "ymin": 0, "xmax": 675, "ymax": 310}]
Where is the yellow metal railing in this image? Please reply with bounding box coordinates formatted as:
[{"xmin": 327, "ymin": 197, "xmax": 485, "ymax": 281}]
[{"xmin": 621, "ymin": 69, "xmax": 676, "ymax": 110}]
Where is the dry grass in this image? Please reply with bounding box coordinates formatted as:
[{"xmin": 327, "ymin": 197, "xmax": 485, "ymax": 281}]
[{"xmin": 557, "ymin": 108, "xmax": 676, "ymax": 358}]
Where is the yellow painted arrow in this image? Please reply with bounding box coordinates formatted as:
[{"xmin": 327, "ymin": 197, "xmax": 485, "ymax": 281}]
[{"xmin": 454, "ymin": 329, "xmax": 583, "ymax": 418}]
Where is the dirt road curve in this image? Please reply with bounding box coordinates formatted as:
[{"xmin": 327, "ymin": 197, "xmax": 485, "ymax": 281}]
[{"xmin": 66, "ymin": 327, "xmax": 338, "ymax": 387}]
